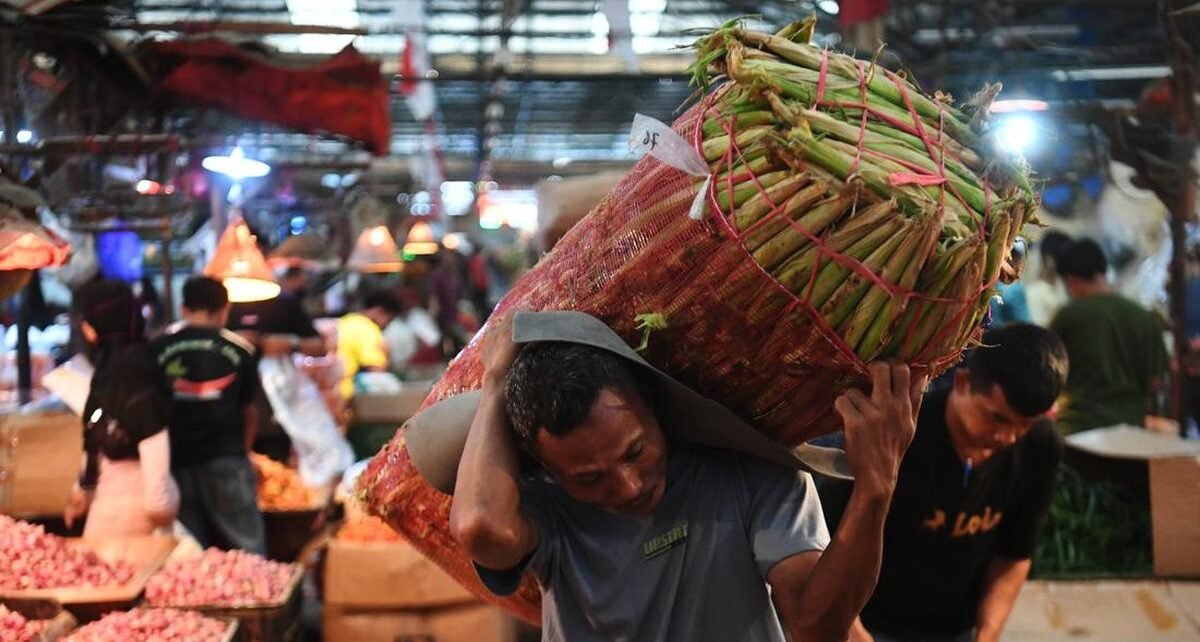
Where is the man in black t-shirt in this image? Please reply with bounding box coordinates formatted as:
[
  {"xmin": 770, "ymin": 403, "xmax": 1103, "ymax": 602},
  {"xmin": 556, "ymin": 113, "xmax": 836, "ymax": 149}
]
[
  {"xmin": 226, "ymin": 267, "xmax": 327, "ymax": 358},
  {"xmin": 153, "ymin": 277, "xmax": 266, "ymax": 554},
  {"xmin": 820, "ymin": 324, "xmax": 1068, "ymax": 642}
]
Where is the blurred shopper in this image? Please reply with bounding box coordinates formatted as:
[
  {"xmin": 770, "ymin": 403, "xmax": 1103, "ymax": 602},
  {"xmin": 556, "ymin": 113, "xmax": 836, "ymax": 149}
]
[
  {"xmin": 1051, "ymin": 238, "xmax": 1170, "ymax": 434},
  {"xmin": 152, "ymin": 277, "xmax": 266, "ymax": 553},
  {"xmin": 228, "ymin": 267, "xmax": 326, "ymax": 358},
  {"xmin": 466, "ymin": 244, "xmax": 492, "ymax": 322},
  {"xmin": 337, "ymin": 289, "xmax": 402, "ymax": 398},
  {"xmin": 429, "ymin": 250, "xmax": 468, "ymax": 358},
  {"xmin": 821, "ymin": 324, "xmax": 1068, "ymax": 642},
  {"xmin": 1024, "ymin": 231, "xmax": 1072, "ymax": 327},
  {"xmin": 65, "ymin": 279, "xmax": 178, "ymax": 537},
  {"xmin": 399, "ymin": 287, "xmax": 443, "ymax": 367}
]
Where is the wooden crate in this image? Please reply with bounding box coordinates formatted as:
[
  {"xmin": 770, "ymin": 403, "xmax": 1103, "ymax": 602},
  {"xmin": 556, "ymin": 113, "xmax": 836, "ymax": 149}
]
[
  {"xmin": 160, "ymin": 567, "xmax": 306, "ymax": 642},
  {"xmin": 0, "ymin": 535, "xmax": 177, "ymax": 622},
  {"xmin": 0, "ymin": 597, "xmax": 76, "ymax": 641}
]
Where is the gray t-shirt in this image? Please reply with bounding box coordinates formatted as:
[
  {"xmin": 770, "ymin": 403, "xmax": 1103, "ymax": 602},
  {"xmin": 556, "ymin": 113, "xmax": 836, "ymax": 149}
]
[{"xmin": 477, "ymin": 444, "xmax": 831, "ymax": 642}]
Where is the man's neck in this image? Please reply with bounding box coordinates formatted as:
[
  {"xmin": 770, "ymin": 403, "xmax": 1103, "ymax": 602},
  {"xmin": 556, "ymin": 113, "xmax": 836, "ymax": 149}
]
[
  {"xmin": 181, "ymin": 315, "xmax": 223, "ymax": 329},
  {"xmin": 1073, "ymin": 279, "xmax": 1111, "ymax": 298}
]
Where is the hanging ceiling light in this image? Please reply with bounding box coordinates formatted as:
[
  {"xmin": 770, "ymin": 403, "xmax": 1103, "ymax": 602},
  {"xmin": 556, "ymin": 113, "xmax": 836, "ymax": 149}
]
[
  {"xmin": 201, "ymin": 146, "xmax": 271, "ymax": 180},
  {"xmin": 204, "ymin": 216, "xmax": 280, "ymax": 302},
  {"xmin": 403, "ymin": 220, "xmax": 439, "ymax": 256},
  {"xmin": 347, "ymin": 225, "xmax": 404, "ymax": 273}
]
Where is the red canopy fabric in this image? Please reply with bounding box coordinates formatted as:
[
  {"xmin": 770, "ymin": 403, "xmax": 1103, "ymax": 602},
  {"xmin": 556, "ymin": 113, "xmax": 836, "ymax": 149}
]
[{"xmin": 144, "ymin": 39, "xmax": 391, "ymax": 155}]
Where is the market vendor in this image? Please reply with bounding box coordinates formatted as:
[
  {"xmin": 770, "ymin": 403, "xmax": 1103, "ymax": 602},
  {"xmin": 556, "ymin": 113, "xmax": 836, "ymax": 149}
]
[
  {"xmin": 153, "ymin": 277, "xmax": 266, "ymax": 553},
  {"xmin": 336, "ymin": 289, "xmax": 403, "ymax": 399},
  {"xmin": 1050, "ymin": 238, "xmax": 1170, "ymax": 434},
  {"xmin": 820, "ymin": 323, "xmax": 1067, "ymax": 642},
  {"xmin": 448, "ymin": 311, "xmax": 926, "ymax": 642},
  {"xmin": 227, "ymin": 266, "xmax": 327, "ymax": 358}
]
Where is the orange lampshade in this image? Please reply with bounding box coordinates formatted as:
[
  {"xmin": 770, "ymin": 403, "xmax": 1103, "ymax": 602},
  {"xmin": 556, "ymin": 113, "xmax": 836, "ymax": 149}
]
[
  {"xmin": 403, "ymin": 220, "xmax": 439, "ymax": 256},
  {"xmin": 204, "ymin": 216, "xmax": 280, "ymax": 302},
  {"xmin": 347, "ymin": 225, "xmax": 404, "ymax": 273}
]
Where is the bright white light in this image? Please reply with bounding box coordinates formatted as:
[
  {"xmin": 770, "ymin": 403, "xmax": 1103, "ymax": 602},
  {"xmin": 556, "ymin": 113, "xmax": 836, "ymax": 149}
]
[
  {"xmin": 202, "ymin": 146, "xmax": 271, "ymax": 180},
  {"xmin": 136, "ymin": 179, "xmax": 162, "ymax": 194},
  {"xmin": 990, "ymin": 99, "xmax": 1049, "ymax": 113},
  {"xmin": 15, "ymin": 130, "xmax": 33, "ymax": 144},
  {"xmin": 817, "ymin": 0, "xmax": 840, "ymax": 15},
  {"xmin": 321, "ymin": 173, "xmax": 341, "ymax": 189},
  {"xmin": 441, "ymin": 181, "xmax": 475, "ymax": 217},
  {"xmin": 552, "ymin": 157, "xmax": 573, "ymax": 168},
  {"xmin": 1051, "ymin": 65, "xmax": 1169, "ymax": 82},
  {"xmin": 996, "ymin": 115, "xmax": 1037, "ymax": 155},
  {"xmin": 282, "ymin": 0, "xmax": 359, "ymax": 53}
]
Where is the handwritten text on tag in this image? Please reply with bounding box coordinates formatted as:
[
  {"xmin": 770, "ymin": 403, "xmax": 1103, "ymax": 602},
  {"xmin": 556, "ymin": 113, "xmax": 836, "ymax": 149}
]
[{"xmin": 628, "ymin": 114, "xmax": 711, "ymax": 220}]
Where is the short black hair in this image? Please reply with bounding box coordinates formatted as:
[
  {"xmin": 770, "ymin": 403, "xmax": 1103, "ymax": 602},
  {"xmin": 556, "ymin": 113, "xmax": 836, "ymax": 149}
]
[
  {"xmin": 505, "ymin": 342, "xmax": 650, "ymax": 452},
  {"xmin": 965, "ymin": 323, "xmax": 1069, "ymax": 417},
  {"xmin": 1039, "ymin": 230, "xmax": 1072, "ymax": 264},
  {"xmin": 1055, "ymin": 238, "xmax": 1108, "ymax": 280},
  {"xmin": 362, "ymin": 289, "xmax": 402, "ymax": 315},
  {"xmin": 182, "ymin": 276, "xmax": 229, "ymax": 313}
]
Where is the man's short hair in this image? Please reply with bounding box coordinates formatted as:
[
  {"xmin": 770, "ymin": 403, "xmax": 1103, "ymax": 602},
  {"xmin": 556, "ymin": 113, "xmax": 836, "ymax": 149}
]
[
  {"xmin": 1039, "ymin": 231, "xmax": 1072, "ymax": 265},
  {"xmin": 1055, "ymin": 238, "xmax": 1108, "ymax": 280},
  {"xmin": 362, "ymin": 289, "xmax": 402, "ymax": 315},
  {"xmin": 965, "ymin": 323, "xmax": 1068, "ymax": 417},
  {"xmin": 182, "ymin": 276, "xmax": 229, "ymax": 313},
  {"xmin": 505, "ymin": 342, "xmax": 650, "ymax": 452}
]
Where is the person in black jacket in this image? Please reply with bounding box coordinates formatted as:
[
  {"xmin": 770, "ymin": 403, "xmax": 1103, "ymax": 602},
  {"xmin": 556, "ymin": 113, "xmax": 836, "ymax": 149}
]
[
  {"xmin": 65, "ymin": 279, "xmax": 178, "ymax": 536},
  {"xmin": 820, "ymin": 324, "xmax": 1068, "ymax": 642}
]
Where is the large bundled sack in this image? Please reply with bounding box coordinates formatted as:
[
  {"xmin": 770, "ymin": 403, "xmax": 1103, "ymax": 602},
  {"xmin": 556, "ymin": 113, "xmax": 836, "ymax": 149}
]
[{"xmin": 359, "ymin": 18, "xmax": 1036, "ymax": 623}]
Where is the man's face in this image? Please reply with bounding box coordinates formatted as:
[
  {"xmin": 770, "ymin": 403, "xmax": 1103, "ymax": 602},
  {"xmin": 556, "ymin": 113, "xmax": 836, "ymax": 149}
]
[
  {"xmin": 533, "ymin": 387, "xmax": 668, "ymax": 516},
  {"xmin": 950, "ymin": 371, "xmax": 1045, "ymax": 450}
]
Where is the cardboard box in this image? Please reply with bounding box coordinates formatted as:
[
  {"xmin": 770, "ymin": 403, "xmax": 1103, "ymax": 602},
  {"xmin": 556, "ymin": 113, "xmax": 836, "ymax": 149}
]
[
  {"xmin": 351, "ymin": 384, "xmax": 433, "ymax": 424},
  {"xmin": 1, "ymin": 411, "xmax": 81, "ymax": 517},
  {"xmin": 325, "ymin": 539, "xmax": 475, "ymax": 609},
  {"xmin": 1149, "ymin": 457, "xmax": 1200, "ymax": 577},
  {"xmin": 323, "ymin": 603, "xmax": 518, "ymax": 642},
  {"xmin": 1065, "ymin": 427, "xmax": 1200, "ymax": 578},
  {"xmin": 1004, "ymin": 580, "xmax": 1200, "ymax": 641}
]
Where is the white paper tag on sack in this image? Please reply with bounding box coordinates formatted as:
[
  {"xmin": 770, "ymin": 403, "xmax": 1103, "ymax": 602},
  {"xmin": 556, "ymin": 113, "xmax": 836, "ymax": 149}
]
[{"xmin": 629, "ymin": 113, "xmax": 712, "ymax": 220}]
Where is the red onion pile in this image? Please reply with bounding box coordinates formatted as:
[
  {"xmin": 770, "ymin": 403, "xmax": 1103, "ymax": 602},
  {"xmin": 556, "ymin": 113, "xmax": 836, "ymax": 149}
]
[
  {"xmin": 62, "ymin": 608, "xmax": 227, "ymax": 642},
  {"xmin": 0, "ymin": 516, "xmax": 135, "ymax": 591},
  {"xmin": 0, "ymin": 604, "xmax": 41, "ymax": 642},
  {"xmin": 144, "ymin": 549, "xmax": 296, "ymax": 608}
]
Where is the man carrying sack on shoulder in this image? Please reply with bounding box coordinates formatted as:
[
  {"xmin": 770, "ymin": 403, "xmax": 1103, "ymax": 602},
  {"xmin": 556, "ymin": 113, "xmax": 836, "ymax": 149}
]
[{"xmin": 407, "ymin": 310, "xmax": 928, "ymax": 642}]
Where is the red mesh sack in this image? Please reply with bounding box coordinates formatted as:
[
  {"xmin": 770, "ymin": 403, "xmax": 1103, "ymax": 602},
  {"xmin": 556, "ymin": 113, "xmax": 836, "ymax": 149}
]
[{"xmin": 359, "ymin": 20, "xmax": 1035, "ymax": 624}]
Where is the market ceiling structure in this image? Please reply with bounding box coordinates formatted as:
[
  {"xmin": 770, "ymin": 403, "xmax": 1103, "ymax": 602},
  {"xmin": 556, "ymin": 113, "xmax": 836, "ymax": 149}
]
[{"xmin": 9, "ymin": 0, "xmax": 1180, "ymax": 187}]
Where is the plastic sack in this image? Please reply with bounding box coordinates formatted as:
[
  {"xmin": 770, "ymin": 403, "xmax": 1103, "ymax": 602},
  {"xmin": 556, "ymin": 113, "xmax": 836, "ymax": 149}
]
[{"xmin": 258, "ymin": 355, "xmax": 354, "ymax": 487}]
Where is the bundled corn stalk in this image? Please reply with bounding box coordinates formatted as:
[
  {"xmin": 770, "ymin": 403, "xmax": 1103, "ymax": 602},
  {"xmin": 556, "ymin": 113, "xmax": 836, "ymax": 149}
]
[{"xmin": 359, "ymin": 18, "xmax": 1036, "ymax": 624}]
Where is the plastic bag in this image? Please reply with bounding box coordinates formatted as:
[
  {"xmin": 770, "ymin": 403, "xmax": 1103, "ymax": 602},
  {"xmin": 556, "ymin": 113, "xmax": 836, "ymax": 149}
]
[{"xmin": 258, "ymin": 355, "xmax": 354, "ymax": 487}]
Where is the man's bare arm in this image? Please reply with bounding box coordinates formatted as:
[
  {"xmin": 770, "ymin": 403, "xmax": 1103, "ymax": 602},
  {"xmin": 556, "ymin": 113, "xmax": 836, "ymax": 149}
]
[{"xmin": 448, "ymin": 315, "xmax": 538, "ymax": 570}]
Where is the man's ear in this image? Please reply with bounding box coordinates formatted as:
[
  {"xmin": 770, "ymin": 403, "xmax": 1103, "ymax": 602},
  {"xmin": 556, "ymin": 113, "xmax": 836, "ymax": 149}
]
[{"xmin": 80, "ymin": 320, "xmax": 98, "ymax": 343}]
